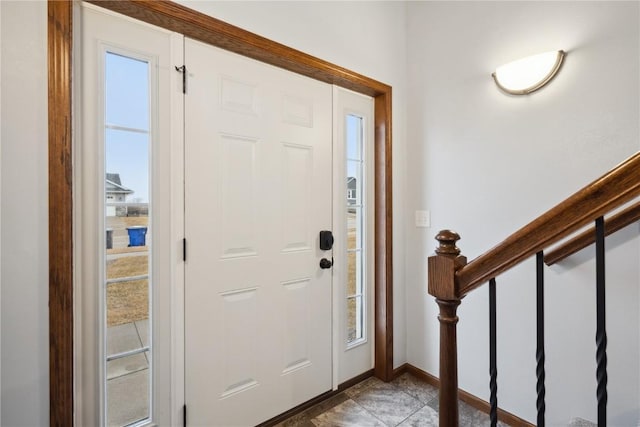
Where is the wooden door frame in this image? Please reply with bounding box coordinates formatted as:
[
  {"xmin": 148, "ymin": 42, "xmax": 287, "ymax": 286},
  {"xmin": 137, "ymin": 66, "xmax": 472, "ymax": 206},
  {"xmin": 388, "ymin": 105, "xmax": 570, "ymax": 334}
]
[{"xmin": 48, "ymin": 1, "xmax": 393, "ymax": 425}]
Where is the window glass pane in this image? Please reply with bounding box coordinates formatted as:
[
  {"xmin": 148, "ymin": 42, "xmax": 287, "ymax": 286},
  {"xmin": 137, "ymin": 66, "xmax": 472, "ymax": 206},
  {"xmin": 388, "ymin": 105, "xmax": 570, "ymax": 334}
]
[
  {"xmin": 107, "ymin": 359, "xmax": 150, "ymax": 426},
  {"xmin": 105, "ymin": 128, "xmax": 149, "ymax": 203},
  {"xmin": 347, "ymin": 297, "xmax": 357, "ymax": 342},
  {"xmin": 347, "ymin": 207, "xmax": 362, "ymax": 251},
  {"xmin": 355, "ymin": 249, "xmax": 363, "ymax": 296},
  {"xmin": 346, "ymin": 115, "xmax": 363, "ymax": 160},
  {"xmin": 104, "ymin": 52, "xmax": 151, "ymax": 426},
  {"xmin": 106, "ymin": 277, "xmax": 148, "ymax": 327},
  {"xmin": 347, "ymin": 249, "xmax": 357, "ymax": 296},
  {"xmin": 347, "ymin": 296, "xmax": 363, "ymax": 343},
  {"xmin": 346, "ymin": 161, "xmax": 362, "ymax": 206},
  {"xmin": 106, "ymin": 53, "xmax": 149, "ymax": 131},
  {"xmin": 347, "ymin": 249, "xmax": 363, "ymax": 295},
  {"xmin": 355, "ymin": 296, "xmax": 364, "ymax": 339}
]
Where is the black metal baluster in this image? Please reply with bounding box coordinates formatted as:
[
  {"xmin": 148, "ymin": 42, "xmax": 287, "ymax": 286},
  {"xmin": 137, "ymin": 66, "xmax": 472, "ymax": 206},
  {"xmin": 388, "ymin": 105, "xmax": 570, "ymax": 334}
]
[
  {"xmin": 489, "ymin": 277, "xmax": 498, "ymax": 427},
  {"xmin": 595, "ymin": 217, "xmax": 607, "ymax": 426},
  {"xmin": 536, "ymin": 251, "xmax": 546, "ymax": 427}
]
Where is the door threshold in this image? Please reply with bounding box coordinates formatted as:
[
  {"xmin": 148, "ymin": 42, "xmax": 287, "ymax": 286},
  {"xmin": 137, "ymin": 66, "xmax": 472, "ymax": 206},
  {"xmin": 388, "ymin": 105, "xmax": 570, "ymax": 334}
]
[{"xmin": 257, "ymin": 369, "xmax": 375, "ymax": 427}]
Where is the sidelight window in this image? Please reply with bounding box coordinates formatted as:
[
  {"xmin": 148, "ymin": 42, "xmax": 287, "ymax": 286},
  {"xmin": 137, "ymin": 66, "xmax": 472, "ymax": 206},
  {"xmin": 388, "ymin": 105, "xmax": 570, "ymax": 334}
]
[
  {"xmin": 104, "ymin": 51, "xmax": 152, "ymax": 426},
  {"xmin": 346, "ymin": 114, "xmax": 366, "ymax": 346}
]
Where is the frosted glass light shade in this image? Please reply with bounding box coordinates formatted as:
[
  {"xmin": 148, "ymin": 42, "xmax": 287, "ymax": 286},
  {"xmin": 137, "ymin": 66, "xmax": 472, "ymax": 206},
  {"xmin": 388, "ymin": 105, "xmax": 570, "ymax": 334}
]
[{"xmin": 492, "ymin": 50, "xmax": 565, "ymax": 95}]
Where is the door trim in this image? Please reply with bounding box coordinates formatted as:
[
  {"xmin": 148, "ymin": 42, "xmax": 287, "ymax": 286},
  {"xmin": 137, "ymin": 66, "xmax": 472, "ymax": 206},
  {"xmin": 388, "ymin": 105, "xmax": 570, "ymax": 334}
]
[
  {"xmin": 48, "ymin": 2, "xmax": 74, "ymax": 426},
  {"xmin": 48, "ymin": 1, "xmax": 393, "ymax": 425}
]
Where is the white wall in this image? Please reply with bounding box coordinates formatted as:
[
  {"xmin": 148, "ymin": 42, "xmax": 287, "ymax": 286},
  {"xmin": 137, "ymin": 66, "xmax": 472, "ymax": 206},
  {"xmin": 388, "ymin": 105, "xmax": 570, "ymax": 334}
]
[
  {"xmin": 176, "ymin": 0, "xmax": 409, "ymax": 368},
  {"xmin": 0, "ymin": 1, "xmax": 49, "ymax": 426},
  {"xmin": 406, "ymin": 1, "xmax": 640, "ymax": 425},
  {"xmin": 0, "ymin": 1, "xmax": 3, "ymax": 422},
  {"xmin": 0, "ymin": 1, "xmax": 408, "ymax": 425}
]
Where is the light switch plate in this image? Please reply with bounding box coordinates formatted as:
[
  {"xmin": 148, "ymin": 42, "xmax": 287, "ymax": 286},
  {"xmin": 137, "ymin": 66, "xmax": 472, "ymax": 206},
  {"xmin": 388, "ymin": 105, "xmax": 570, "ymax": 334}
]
[{"xmin": 415, "ymin": 210, "xmax": 430, "ymax": 228}]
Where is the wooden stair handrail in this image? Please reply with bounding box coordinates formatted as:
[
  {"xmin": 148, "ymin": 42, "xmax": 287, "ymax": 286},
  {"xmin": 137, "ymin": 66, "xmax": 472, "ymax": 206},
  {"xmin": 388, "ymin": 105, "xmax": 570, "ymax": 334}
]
[
  {"xmin": 429, "ymin": 152, "xmax": 640, "ymax": 427},
  {"xmin": 456, "ymin": 151, "xmax": 640, "ymax": 296},
  {"xmin": 544, "ymin": 200, "xmax": 640, "ymax": 266}
]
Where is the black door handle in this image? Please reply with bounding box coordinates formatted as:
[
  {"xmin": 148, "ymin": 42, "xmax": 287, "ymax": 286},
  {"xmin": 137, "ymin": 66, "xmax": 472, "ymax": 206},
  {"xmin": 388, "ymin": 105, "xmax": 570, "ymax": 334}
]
[{"xmin": 319, "ymin": 258, "xmax": 333, "ymax": 269}]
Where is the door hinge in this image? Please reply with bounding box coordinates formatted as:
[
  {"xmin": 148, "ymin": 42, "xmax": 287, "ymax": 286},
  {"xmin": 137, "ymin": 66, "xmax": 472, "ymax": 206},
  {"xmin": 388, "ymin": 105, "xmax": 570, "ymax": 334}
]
[
  {"xmin": 183, "ymin": 238, "xmax": 187, "ymax": 262},
  {"xmin": 175, "ymin": 65, "xmax": 186, "ymax": 94},
  {"xmin": 183, "ymin": 403, "xmax": 187, "ymax": 427}
]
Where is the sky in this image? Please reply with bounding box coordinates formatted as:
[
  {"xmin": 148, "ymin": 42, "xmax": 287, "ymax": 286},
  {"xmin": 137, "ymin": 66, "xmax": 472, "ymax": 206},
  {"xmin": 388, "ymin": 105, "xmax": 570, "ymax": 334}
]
[
  {"xmin": 346, "ymin": 114, "xmax": 363, "ymax": 204},
  {"xmin": 105, "ymin": 52, "xmax": 150, "ymax": 202}
]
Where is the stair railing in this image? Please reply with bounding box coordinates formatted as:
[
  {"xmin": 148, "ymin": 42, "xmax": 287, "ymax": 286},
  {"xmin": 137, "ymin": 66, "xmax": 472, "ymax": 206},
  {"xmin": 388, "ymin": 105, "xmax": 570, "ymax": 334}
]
[
  {"xmin": 544, "ymin": 200, "xmax": 640, "ymax": 266},
  {"xmin": 428, "ymin": 152, "xmax": 640, "ymax": 427}
]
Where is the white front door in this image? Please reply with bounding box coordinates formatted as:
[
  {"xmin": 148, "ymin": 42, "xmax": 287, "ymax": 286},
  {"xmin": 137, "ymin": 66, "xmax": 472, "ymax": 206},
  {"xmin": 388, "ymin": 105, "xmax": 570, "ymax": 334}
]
[{"xmin": 184, "ymin": 39, "xmax": 333, "ymax": 426}]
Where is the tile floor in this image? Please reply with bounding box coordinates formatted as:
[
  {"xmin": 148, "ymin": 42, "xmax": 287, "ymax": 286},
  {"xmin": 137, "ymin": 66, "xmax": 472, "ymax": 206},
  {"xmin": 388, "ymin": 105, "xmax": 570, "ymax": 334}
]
[
  {"xmin": 105, "ymin": 328, "xmax": 509, "ymax": 427},
  {"xmin": 275, "ymin": 373, "xmax": 509, "ymax": 427}
]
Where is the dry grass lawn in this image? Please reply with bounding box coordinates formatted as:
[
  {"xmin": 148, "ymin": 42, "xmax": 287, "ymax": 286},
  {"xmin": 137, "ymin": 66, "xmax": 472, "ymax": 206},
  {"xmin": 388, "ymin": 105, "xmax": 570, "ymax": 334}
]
[
  {"xmin": 107, "ymin": 255, "xmax": 148, "ymax": 279},
  {"xmin": 111, "ymin": 216, "xmax": 148, "ymax": 227},
  {"xmin": 107, "ymin": 246, "xmax": 148, "ymax": 256},
  {"xmin": 107, "ymin": 279, "xmax": 148, "ymax": 327},
  {"xmin": 106, "ymin": 216, "xmax": 149, "ymax": 327},
  {"xmin": 347, "ymin": 232, "xmax": 358, "ymax": 341}
]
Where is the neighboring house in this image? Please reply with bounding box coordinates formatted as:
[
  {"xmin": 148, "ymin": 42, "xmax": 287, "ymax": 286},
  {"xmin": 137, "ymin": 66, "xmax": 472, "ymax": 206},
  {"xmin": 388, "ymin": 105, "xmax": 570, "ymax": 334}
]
[
  {"xmin": 347, "ymin": 176, "xmax": 357, "ymax": 205},
  {"xmin": 106, "ymin": 173, "xmax": 133, "ymax": 216}
]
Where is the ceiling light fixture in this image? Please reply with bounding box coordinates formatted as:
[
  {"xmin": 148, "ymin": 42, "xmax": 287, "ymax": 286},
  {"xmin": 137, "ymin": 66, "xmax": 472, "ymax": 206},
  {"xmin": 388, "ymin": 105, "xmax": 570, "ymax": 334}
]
[{"xmin": 492, "ymin": 50, "xmax": 566, "ymax": 95}]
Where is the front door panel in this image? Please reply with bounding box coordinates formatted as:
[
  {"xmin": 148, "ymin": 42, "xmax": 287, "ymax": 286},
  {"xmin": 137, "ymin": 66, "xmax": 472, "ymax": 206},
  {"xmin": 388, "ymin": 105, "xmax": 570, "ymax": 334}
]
[{"xmin": 184, "ymin": 38, "xmax": 333, "ymax": 426}]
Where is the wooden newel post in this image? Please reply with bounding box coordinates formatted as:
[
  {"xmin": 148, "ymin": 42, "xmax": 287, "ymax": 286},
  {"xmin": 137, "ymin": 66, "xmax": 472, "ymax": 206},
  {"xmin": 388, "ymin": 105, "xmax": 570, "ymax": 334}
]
[{"xmin": 428, "ymin": 230, "xmax": 467, "ymax": 427}]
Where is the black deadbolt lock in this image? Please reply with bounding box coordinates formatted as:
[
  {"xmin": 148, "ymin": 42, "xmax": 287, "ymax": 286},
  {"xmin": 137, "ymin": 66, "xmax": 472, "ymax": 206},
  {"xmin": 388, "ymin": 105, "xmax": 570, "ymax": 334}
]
[{"xmin": 319, "ymin": 230, "xmax": 334, "ymax": 250}]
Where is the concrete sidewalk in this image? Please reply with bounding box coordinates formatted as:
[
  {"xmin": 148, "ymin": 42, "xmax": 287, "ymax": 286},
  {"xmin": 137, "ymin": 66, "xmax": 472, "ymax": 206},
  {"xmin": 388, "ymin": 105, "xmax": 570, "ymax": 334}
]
[{"xmin": 107, "ymin": 320, "xmax": 150, "ymax": 426}]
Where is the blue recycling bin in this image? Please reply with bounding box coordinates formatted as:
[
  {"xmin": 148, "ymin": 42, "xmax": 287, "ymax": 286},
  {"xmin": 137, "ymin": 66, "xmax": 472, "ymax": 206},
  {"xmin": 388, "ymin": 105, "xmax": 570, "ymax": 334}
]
[{"xmin": 127, "ymin": 226, "xmax": 147, "ymax": 247}]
